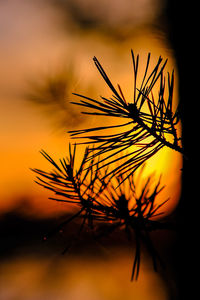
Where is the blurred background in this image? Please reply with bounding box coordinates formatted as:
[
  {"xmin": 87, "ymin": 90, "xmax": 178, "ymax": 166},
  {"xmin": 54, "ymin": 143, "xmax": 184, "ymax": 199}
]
[{"xmin": 0, "ymin": 0, "xmax": 188, "ymax": 299}]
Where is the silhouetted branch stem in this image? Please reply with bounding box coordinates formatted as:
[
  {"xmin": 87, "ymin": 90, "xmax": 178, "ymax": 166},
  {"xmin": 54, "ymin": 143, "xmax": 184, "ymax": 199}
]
[{"xmin": 69, "ymin": 51, "xmax": 183, "ymax": 178}]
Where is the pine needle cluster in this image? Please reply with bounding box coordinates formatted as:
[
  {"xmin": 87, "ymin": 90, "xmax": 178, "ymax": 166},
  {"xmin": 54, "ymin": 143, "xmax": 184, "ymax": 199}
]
[
  {"xmin": 32, "ymin": 144, "xmax": 170, "ymax": 280},
  {"xmin": 69, "ymin": 51, "xmax": 183, "ymax": 181},
  {"xmin": 32, "ymin": 51, "xmax": 182, "ymax": 280}
]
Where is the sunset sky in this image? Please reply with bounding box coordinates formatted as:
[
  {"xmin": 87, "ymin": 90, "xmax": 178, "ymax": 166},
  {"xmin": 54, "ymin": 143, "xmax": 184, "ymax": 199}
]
[
  {"xmin": 0, "ymin": 0, "xmax": 182, "ymax": 217},
  {"xmin": 0, "ymin": 1, "xmax": 183, "ymax": 298}
]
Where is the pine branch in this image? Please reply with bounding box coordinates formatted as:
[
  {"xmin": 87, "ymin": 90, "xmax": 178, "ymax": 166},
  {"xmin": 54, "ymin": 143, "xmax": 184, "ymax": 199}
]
[
  {"xmin": 69, "ymin": 51, "xmax": 183, "ymax": 179},
  {"xmin": 32, "ymin": 145, "xmax": 173, "ymax": 280}
]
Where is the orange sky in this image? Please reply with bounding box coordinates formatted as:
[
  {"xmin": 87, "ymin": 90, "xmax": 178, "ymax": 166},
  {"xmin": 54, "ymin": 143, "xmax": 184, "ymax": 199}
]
[
  {"xmin": 0, "ymin": 2, "xmax": 182, "ymax": 299},
  {"xmin": 0, "ymin": 0, "xmax": 182, "ymax": 218}
]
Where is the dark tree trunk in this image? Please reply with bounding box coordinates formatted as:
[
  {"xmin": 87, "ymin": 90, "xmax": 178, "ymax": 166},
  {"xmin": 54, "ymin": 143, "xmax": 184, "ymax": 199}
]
[{"xmin": 165, "ymin": 1, "xmax": 197, "ymax": 298}]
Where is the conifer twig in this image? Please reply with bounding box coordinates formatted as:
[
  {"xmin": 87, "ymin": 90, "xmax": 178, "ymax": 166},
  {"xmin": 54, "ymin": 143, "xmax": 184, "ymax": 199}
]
[
  {"xmin": 69, "ymin": 51, "xmax": 183, "ymax": 180},
  {"xmin": 32, "ymin": 144, "xmax": 173, "ymax": 280}
]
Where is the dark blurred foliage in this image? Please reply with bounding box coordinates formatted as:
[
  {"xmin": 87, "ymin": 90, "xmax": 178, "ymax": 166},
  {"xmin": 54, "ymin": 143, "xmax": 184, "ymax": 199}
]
[
  {"xmin": 25, "ymin": 0, "xmax": 168, "ymax": 131},
  {"xmin": 26, "ymin": 66, "xmax": 88, "ymax": 130},
  {"xmin": 49, "ymin": 0, "xmax": 165, "ymax": 40}
]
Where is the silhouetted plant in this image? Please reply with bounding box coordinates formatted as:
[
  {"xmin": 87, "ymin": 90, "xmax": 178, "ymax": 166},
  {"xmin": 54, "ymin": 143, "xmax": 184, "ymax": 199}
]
[
  {"xmin": 69, "ymin": 51, "xmax": 183, "ymax": 181},
  {"xmin": 32, "ymin": 51, "xmax": 182, "ymax": 281},
  {"xmin": 32, "ymin": 144, "xmax": 172, "ymax": 280}
]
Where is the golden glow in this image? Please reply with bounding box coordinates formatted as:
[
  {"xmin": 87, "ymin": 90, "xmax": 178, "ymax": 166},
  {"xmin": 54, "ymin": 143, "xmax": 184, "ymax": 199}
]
[
  {"xmin": 0, "ymin": 1, "xmax": 181, "ymax": 299},
  {"xmin": 0, "ymin": 252, "xmax": 169, "ymax": 300},
  {"xmin": 0, "ymin": 0, "xmax": 182, "ymax": 219}
]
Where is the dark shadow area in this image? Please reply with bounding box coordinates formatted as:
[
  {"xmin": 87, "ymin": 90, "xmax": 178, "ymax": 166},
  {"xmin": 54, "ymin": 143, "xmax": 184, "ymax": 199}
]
[
  {"xmin": 0, "ymin": 200, "xmax": 180, "ymax": 298},
  {"xmin": 164, "ymin": 1, "xmax": 197, "ymax": 298},
  {"xmin": 0, "ymin": 1, "xmax": 195, "ymax": 298}
]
